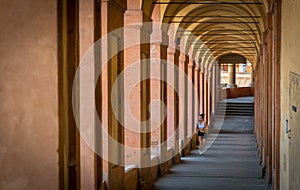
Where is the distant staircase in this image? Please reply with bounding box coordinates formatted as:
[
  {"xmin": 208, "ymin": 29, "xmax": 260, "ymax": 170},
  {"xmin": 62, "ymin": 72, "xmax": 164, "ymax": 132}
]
[{"xmin": 215, "ymin": 101, "xmax": 254, "ymax": 116}]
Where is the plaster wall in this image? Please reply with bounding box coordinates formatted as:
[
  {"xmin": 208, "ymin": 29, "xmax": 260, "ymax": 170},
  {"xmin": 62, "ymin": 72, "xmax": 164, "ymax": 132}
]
[
  {"xmin": 0, "ymin": 0, "xmax": 59, "ymax": 189},
  {"xmin": 280, "ymin": 1, "xmax": 300, "ymax": 189}
]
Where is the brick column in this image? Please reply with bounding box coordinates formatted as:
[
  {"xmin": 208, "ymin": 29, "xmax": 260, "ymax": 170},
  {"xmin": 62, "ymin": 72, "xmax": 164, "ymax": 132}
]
[
  {"xmin": 79, "ymin": 0, "xmax": 96, "ymax": 189},
  {"xmin": 187, "ymin": 61, "xmax": 194, "ymax": 137},
  {"xmin": 204, "ymin": 68, "xmax": 209, "ymax": 122},
  {"xmin": 207, "ymin": 71, "xmax": 212, "ymax": 124},
  {"xmin": 211, "ymin": 62, "xmax": 217, "ymax": 117},
  {"xmin": 178, "ymin": 53, "xmax": 187, "ymax": 145},
  {"xmin": 149, "ymin": 42, "xmax": 162, "ymax": 157},
  {"xmin": 250, "ymin": 64, "xmax": 255, "ymax": 87},
  {"xmin": 150, "ymin": 28, "xmax": 170, "ymax": 175},
  {"xmin": 101, "ymin": 0, "xmax": 126, "ymax": 189},
  {"xmin": 172, "ymin": 47, "xmax": 181, "ymax": 163},
  {"xmin": 167, "ymin": 46, "xmax": 175, "ymax": 149},
  {"xmin": 199, "ymin": 69, "xmax": 204, "ymax": 115},
  {"xmin": 215, "ymin": 62, "xmax": 222, "ymax": 101},
  {"xmin": 124, "ymin": 9, "xmax": 152, "ymax": 188},
  {"xmin": 227, "ymin": 63, "xmax": 237, "ymax": 88},
  {"xmin": 194, "ymin": 64, "xmax": 199, "ymax": 125}
]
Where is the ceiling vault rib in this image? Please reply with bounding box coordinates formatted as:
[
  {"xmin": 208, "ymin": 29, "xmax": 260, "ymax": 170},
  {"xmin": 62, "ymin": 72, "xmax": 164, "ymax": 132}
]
[
  {"xmin": 171, "ymin": 21, "xmax": 259, "ymax": 23},
  {"xmin": 197, "ymin": 46, "xmax": 257, "ymax": 48},
  {"xmin": 153, "ymin": 2, "xmax": 263, "ymax": 5},
  {"xmin": 197, "ymin": 48, "xmax": 256, "ymax": 51},
  {"xmin": 197, "ymin": 51, "xmax": 256, "ymax": 54},
  {"xmin": 203, "ymin": 42, "xmax": 257, "ymax": 44},
  {"xmin": 165, "ymin": 16, "xmax": 262, "ymax": 18},
  {"xmin": 196, "ymin": 48, "xmax": 256, "ymax": 53},
  {"xmin": 183, "ymin": 33, "xmax": 258, "ymax": 36},
  {"xmin": 157, "ymin": 0, "xmax": 264, "ymax": 65},
  {"xmin": 189, "ymin": 40, "xmax": 256, "ymax": 42},
  {"xmin": 183, "ymin": 30, "xmax": 258, "ymax": 32},
  {"xmin": 199, "ymin": 39, "xmax": 256, "ymax": 41}
]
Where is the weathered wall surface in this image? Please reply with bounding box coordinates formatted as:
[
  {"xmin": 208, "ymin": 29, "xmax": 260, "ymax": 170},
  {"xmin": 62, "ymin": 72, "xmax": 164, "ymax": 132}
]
[
  {"xmin": 0, "ymin": 0, "xmax": 58, "ymax": 189},
  {"xmin": 280, "ymin": 1, "xmax": 300, "ymax": 189}
]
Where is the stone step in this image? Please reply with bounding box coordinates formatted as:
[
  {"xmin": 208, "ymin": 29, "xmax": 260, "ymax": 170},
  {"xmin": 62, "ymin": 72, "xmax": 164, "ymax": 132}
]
[
  {"xmin": 216, "ymin": 101, "xmax": 254, "ymax": 116},
  {"xmin": 215, "ymin": 112, "xmax": 254, "ymax": 116},
  {"xmin": 216, "ymin": 103, "xmax": 254, "ymax": 107},
  {"xmin": 216, "ymin": 110, "xmax": 254, "ymax": 114},
  {"xmin": 216, "ymin": 107, "xmax": 254, "ymax": 111}
]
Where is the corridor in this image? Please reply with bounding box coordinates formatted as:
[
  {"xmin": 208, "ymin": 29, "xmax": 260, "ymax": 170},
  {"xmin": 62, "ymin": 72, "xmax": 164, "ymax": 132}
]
[
  {"xmin": 1, "ymin": 0, "xmax": 300, "ymax": 190},
  {"xmin": 154, "ymin": 98, "xmax": 263, "ymax": 190}
]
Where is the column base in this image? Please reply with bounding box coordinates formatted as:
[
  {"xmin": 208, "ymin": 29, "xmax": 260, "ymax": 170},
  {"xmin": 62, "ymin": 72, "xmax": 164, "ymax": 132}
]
[
  {"xmin": 158, "ymin": 161, "xmax": 169, "ymax": 176},
  {"xmin": 173, "ymin": 153, "xmax": 181, "ymax": 164}
]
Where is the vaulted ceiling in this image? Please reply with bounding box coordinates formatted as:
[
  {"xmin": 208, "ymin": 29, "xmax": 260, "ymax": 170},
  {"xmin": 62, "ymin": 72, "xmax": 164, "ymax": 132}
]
[{"xmin": 144, "ymin": 0, "xmax": 268, "ymax": 69}]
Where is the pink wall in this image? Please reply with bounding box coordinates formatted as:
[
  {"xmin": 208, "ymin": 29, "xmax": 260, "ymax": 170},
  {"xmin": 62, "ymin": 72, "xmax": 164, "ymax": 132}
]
[{"xmin": 0, "ymin": 0, "xmax": 59, "ymax": 189}]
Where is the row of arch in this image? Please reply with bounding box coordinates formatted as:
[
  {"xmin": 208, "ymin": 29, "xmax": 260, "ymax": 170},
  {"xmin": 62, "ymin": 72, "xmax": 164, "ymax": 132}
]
[
  {"xmin": 57, "ymin": 0, "xmax": 281, "ymax": 189},
  {"xmin": 143, "ymin": 0, "xmax": 268, "ymax": 69}
]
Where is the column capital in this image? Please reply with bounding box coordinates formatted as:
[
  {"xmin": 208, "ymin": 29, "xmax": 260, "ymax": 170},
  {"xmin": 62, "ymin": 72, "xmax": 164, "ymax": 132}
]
[
  {"xmin": 124, "ymin": 10, "xmax": 152, "ymax": 35},
  {"xmin": 150, "ymin": 27, "xmax": 168, "ymax": 45},
  {"xmin": 201, "ymin": 67, "xmax": 206, "ymax": 75},
  {"xmin": 167, "ymin": 46, "xmax": 176, "ymax": 55},
  {"xmin": 178, "ymin": 52, "xmax": 186, "ymax": 63},
  {"xmin": 194, "ymin": 60, "xmax": 198, "ymax": 69},
  {"xmin": 200, "ymin": 62, "xmax": 205, "ymax": 72},
  {"xmin": 124, "ymin": 10, "xmax": 143, "ymax": 26}
]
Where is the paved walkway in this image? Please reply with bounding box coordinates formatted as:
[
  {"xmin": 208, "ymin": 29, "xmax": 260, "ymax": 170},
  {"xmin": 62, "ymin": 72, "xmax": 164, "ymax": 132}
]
[{"xmin": 153, "ymin": 115, "xmax": 264, "ymax": 190}]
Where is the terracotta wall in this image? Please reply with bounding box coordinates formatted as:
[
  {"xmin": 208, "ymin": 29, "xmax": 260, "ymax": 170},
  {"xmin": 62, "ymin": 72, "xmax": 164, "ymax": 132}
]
[
  {"xmin": 227, "ymin": 87, "xmax": 254, "ymax": 98},
  {"xmin": 0, "ymin": 0, "xmax": 59, "ymax": 189},
  {"xmin": 217, "ymin": 87, "xmax": 254, "ymax": 100}
]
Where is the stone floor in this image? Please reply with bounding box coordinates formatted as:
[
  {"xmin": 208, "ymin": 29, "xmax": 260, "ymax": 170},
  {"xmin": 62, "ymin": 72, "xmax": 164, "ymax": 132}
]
[
  {"xmin": 216, "ymin": 116, "xmax": 254, "ymax": 133},
  {"xmin": 153, "ymin": 114, "xmax": 264, "ymax": 190}
]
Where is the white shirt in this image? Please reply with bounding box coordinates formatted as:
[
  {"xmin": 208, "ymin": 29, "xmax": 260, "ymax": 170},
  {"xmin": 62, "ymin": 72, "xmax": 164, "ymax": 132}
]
[{"xmin": 197, "ymin": 121, "xmax": 205, "ymax": 129}]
